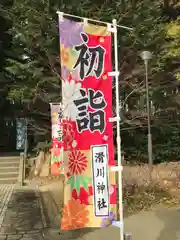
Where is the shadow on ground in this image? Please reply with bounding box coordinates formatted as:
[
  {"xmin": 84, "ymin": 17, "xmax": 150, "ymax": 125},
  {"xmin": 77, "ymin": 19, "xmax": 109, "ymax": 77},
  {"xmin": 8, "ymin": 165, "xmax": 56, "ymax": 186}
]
[
  {"xmin": 0, "ymin": 186, "xmax": 107, "ymax": 239},
  {"xmin": 40, "ymin": 190, "xmax": 97, "ymax": 240},
  {"xmin": 1, "ymin": 188, "xmax": 43, "ymax": 234}
]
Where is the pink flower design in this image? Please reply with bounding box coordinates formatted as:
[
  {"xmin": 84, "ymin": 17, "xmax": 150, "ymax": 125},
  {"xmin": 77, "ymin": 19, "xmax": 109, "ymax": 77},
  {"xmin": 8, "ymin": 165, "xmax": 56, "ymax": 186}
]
[
  {"xmin": 51, "ymin": 148, "xmax": 60, "ymax": 156},
  {"xmin": 63, "ymin": 122, "xmax": 74, "ymax": 150}
]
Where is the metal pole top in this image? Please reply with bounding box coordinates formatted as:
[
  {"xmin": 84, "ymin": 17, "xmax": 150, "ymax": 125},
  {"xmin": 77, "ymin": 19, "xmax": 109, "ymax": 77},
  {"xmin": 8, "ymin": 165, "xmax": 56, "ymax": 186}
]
[{"xmin": 140, "ymin": 51, "xmax": 152, "ymax": 61}]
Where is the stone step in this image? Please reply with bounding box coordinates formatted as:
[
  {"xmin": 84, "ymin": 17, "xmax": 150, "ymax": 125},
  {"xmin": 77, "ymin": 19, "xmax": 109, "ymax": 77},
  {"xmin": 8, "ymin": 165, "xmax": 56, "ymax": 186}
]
[
  {"xmin": 0, "ymin": 166, "xmax": 19, "ymax": 173},
  {"xmin": 0, "ymin": 156, "xmax": 21, "ymax": 184},
  {"xmin": 0, "ymin": 177, "xmax": 18, "ymax": 184},
  {"xmin": 0, "ymin": 158, "xmax": 20, "ymax": 163},
  {"xmin": 0, "ymin": 155, "xmax": 19, "ymax": 158},
  {"xmin": 0, "ymin": 172, "xmax": 19, "ymax": 178},
  {"xmin": 0, "ymin": 162, "xmax": 20, "ymax": 168}
]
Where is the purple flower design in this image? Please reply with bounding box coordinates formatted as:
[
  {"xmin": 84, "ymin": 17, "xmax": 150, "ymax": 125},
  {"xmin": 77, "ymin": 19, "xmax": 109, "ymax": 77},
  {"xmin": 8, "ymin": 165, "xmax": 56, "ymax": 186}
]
[
  {"xmin": 61, "ymin": 65, "xmax": 80, "ymax": 82},
  {"xmin": 61, "ymin": 66, "xmax": 69, "ymax": 80},
  {"xmin": 59, "ymin": 18, "xmax": 83, "ymax": 48},
  {"xmin": 100, "ymin": 212, "xmax": 115, "ymax": 228}
]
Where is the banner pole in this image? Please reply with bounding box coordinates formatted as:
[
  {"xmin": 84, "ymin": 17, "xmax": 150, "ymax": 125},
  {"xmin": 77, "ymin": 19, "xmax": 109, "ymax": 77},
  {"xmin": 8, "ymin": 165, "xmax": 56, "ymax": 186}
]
[
  {"xmin": 112, "ymin": 19, "xmax": 124, "ymax": 240},
  {"xmin": 57, "ymin": 11, "xmax": 133, "ymax": 31}
]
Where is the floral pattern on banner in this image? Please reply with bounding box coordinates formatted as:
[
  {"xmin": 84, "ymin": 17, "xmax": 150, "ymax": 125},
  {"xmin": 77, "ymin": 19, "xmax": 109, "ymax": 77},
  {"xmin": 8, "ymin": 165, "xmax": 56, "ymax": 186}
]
[
  {"xmin": 60, "ymin": 45, "xmax": 78, "ymax": 79},
  {"xmin": 59, "ymin": 18, "xmax": 84, "ymax": 82},
  {"xmin": 61, "ymin": 66, "xmax": 80, "ymax": 82},
  {"xmin": 62, "ymin": 80, "xmax": 82, "ymax": 121},
  {"xmin": 66, "ymin": 151, "xmax": 91, "ymax": 195},
  {"xmin": 63, "ymin": 121, "xmax": 75, "ymax": 150},
  {"xmin": 72, "ymin": 186, "xmax": 93, "ymax": 205},
  {"xmin": 61, "ymin": 199, "xmax": 89, "ymax": 230},
  {"xmin": 50, "ymin": 104, "xmax": 64, "ymax": 176},
  {"xmin": 59, "ymin": 18, "xmax": 83, "ymax": 48},
  {"xmin": 100, "ymin": 212, "xmax": 115, "ymax": 228},
  {"xmin": 59, "ymin": 17, "xmax": 117, "ymax": 230},
  {"xmin": 68, "ymin": 151, "xmax": 87, "ymax": 175}
]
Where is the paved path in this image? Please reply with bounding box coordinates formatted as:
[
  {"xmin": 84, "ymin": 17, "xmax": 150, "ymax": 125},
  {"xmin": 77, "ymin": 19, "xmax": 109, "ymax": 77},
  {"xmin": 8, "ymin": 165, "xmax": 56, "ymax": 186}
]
[
  {"xmin": 0, "ymin": 184, "xmax": 46, "ymax": 239},
  {"xmin": 76, "ymin": 207, "xmax": 180, "ymax": 240},
  {"xmin": 0, "ymin": 183, "xmax": 63, "ymax": 240},
  {"xmin": 124, "ymin": 207, "xmax": 180, "ymax": 240},
  {"xmin": 73, "ymin": 207, "xmax": 180, "ymax": 240},
  {"xmin": 0, "ymin": 185, "xmax": 14, "ymax": 228},
  {"xmin": 0, "ymin": 183, "xmax": 78, "ymax": 240},
  {"xmin": 1, "ymin": 183, "xmax": 180, "ymax": 240}
]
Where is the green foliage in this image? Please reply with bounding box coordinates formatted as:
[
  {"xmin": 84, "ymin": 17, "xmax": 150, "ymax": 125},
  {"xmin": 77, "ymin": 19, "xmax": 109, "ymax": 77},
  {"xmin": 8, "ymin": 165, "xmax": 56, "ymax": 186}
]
[
  {"xmin": 166, "ymin": 17, "xmax": 180, "ymax": 56},
  {"xmin": 1, "ymin": 0, "xmax": 62, "ymax": 137},
  {"xmin": 66, "ymin": 175, "xmax": 91, "ymax": 196},
  {"xmin": 1, "ymin": 0, "xmax": 180, "ymax": 162},
  {"xmin": 166, "ymin": 16, "xmax": 180, "ymax": 81},
  {"xmin": 122, "ymin": 124, "xmax": 180, "ymax": 163}
]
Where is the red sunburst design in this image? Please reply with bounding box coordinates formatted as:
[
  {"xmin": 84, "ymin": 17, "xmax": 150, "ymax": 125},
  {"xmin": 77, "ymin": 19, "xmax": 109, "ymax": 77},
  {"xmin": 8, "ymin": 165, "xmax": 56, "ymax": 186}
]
[{"xmin": 68, "ymin": 151, "xmax": 87, "ymax": 175}]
